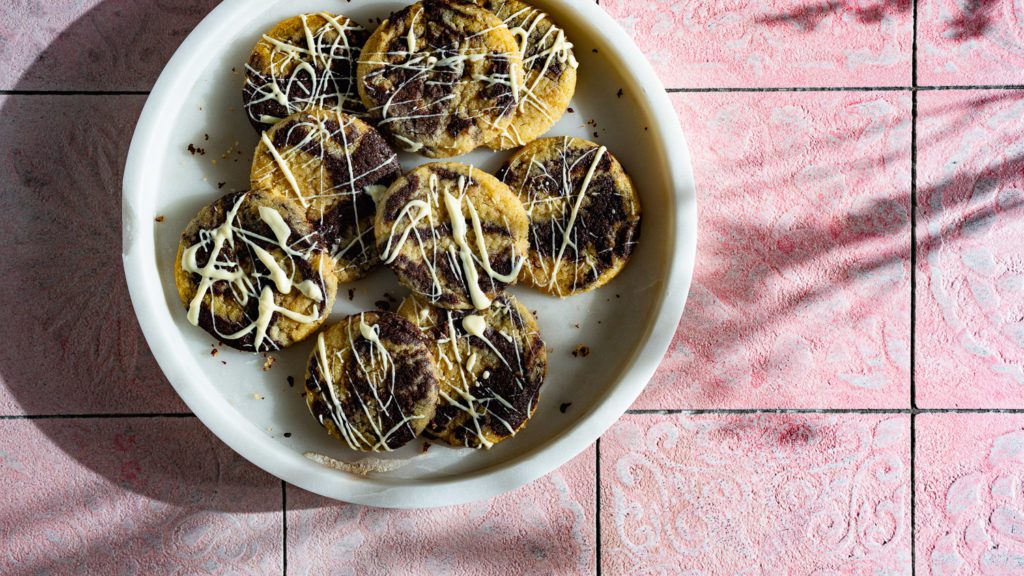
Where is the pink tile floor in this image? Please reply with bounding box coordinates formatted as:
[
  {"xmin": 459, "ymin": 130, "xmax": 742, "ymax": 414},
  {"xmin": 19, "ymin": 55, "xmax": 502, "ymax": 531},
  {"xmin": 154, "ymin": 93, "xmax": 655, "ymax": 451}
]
[{"xmin": 0, "ymin": 0, "xmax": 1022, "ymax": 574}]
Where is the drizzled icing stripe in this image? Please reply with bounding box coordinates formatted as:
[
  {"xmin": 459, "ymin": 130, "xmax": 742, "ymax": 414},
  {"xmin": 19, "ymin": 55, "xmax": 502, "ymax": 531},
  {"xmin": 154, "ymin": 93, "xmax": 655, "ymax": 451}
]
[
  {"xmin": 546, "ymin": 144, "xmax": 605, "ymax": 287},
  {"xmin": 404, "ymin": 295, "xmax": 540, "ymax": 448},
  {"xmin": 180, "ymin": 193, "xmax": 325, "ymax": 351},
  {"xmin": 505, "ymin": 137, "xmax": 639, "ymax": 296},
  {"xmin": 380, "ymin": 166, "xmax": 524, "ymax": 310},
  {"xmin": 358, "ymin": 1, "xmax": 523, "ymax": 155},
  {"xmin": 483, "ymin": 0, "xmax": 578, "ymax": 147},
  {"xmin": 244, "ymin": 13, "xmax": 366, "ymax": 128},
  {"xmin": 252, "ymin": 109, "xmax": 399, "ymax": 269},
  {"xmin": 309, "ymin": 314, "xmax": 426, "ymax": 451}
]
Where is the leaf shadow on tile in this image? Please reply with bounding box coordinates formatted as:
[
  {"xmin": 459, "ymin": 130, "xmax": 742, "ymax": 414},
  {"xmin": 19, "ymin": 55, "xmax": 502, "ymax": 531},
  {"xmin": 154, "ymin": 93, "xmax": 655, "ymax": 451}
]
[
  {"xmin": 755, "ymin": 0, "xmax": 911, "ymax": 30},
  {"xmin": 675, "ymin": 93, "xmax": 1023, "ymax": 405}
]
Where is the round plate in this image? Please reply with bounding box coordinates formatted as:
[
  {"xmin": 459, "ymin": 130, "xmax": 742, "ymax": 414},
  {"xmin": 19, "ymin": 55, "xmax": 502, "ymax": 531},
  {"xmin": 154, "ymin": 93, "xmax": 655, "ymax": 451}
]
[{"xmin": 122, "ymin": 0, "xmax": 697, "ymax": 508}]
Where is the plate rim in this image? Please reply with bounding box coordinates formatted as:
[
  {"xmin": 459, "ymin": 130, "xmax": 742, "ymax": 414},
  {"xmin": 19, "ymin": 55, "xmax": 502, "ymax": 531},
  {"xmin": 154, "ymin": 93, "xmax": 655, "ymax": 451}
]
[{"xmin": 121, "ymin": 0, "xmax": 698, "ymax": 508}]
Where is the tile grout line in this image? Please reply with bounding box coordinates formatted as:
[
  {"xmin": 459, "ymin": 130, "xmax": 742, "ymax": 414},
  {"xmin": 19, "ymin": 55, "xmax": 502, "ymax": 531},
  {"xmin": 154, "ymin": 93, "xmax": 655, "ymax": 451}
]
[
  {"xmin": 595, "ymin": 438, "xmax": 602, "ymax": 576},
  {"xmin": 0, "ymin": 413, "xmax": 195, "ymax": 419},
  {"xmin": 7, "ymin": 408, "xmax": 1024, "ymax": 421},
  {"xmin": 0, "ymin": 89, "xmax": 150, "ymax": 95},
  {"xmin": 2, "ymin": 85, "xmax": 1023, "ymax": 98},
  {"xmin": 665, "ymin": 85, "xmax": 1024, "ymax": 93},
  {"xmin": 281, "ymin": 480, "xmax": 288, "ymax": 576},
  {"xmin": 624, "ymin": 408, "xmax": 1024, "ymax": 414},
  {"xmin": 910, "ymin": 0, "xmax": 919, "ymax": 572}
]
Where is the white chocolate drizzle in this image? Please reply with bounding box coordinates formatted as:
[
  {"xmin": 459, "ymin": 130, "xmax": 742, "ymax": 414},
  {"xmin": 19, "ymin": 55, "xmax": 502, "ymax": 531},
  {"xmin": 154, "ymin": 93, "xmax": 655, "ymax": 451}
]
[
  {"xmin": 244, "ymin": 13, "xmax": 366, "ymax": 126},
  {"xmin": 380, "ymin": 167, "xmax": 524, "ymax": 308},
  {"xmin": 180, "ymin": 193, "xmax": 325, "ymax": 351},
  {"xmin": 510, "ymin": 138, "xmax": 637, "ymax": 295},
  {"xmin": 406, "ymin": 296, "xmax": 537, "ymax": 448},
  {"xmin": 309, "ymin": 314, "xmax": 425, "ymax": 451},
  {"xmin": 358, "ymin": 3, "xmax": 522, "ymax": 154},
  {"xmin": 485, "ymin": 1, "xmax": 578, "ymax": 147},
  {"xmin": 252, "ymin": 110, "xmax": 399, "ymax": 271}
]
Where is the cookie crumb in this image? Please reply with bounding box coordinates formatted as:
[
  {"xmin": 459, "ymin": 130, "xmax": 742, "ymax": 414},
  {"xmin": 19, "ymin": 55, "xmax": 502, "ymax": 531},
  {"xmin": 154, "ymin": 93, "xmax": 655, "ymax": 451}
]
[
  {"xmin": 252, "ymin": 393, "xmax": 263, "ymax": 400},
  {"xmin": 616, "ymin": 88, "xmax": 623, "ymax": 98},
  {"xmin": 422, "ymin": 442, "xmax": 431, "ymax": 453},
  {"xmin": 287, "ymin": 375, "xmax": 295, "ymax": 387},
  {"xmin": 567, "ymin": 107, "xmax": 575, "ymax": 113},
  {"xmin": 348, "ymin": 288, "xmax": 355, "ymax": 301},
  {"xmin": 573, "ymin": 323, "xmax": 580, "ymax": 329},
  {"xmin": 284, "ymin": 432, "xmax": 292, "ymax": 438},
  {"xmin": 221, "ymin": 360, "xmax": 227, "ymax": 365},
  {"xmin": 187, "ymin": 143, "xmax": 206, "ymax": 156},
  {"xmin": 210, "ymin": 348, "xmax": 219, "ymax": 357},
  {"xmin": 217, "ymin": 182, "xmax": 226, "ymax": 189},
  {"xmin": 262, "ymin": 355, "xmax": 276, "ymax": 371},
  {"xmin": 592, "ymin": 48, "xmax": 598, "ymax": 53},
  {"xmin": 560, "ymin": 402, "xmax": 572, "ymax": 413},
  {"xmin": 375, "ymin": 299, "xmax": 392, "ymax": 311},
  {"xmin": 154, "ymin": 215, "xmax": 165, "ymax": 223},
  {"xmin": 204, "ymin": 133, "xmax": 209, "ymax": 141},
  {"xmin": 572, "ymin": 345, "xmax": 591, "ymax": 358}
]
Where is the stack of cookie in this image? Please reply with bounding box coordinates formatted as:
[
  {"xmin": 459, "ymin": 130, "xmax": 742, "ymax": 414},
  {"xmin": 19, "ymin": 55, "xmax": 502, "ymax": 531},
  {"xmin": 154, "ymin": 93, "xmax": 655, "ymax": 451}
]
[{"xmin": 172, "ymin": 0, "xmax": 641, "ymax": 453}]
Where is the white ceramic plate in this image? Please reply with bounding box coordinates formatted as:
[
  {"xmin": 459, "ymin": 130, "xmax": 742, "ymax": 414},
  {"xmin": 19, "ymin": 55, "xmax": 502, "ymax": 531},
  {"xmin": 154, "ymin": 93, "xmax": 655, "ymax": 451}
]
[{"xmin": 122, "ymin": 0, "xmax": 696, "ymax": 508}]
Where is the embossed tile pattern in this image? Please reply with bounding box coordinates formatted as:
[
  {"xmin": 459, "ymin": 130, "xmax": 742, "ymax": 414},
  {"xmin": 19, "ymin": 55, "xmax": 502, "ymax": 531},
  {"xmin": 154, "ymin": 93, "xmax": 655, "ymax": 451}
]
[
  {"xmin": 286, "ymin": 448, "xmax": 596, "ymax": 576},
  {"xmin": 915, "ymin": 413, "xmax": 1024, "ymax": 575},
  {"xmin": 915, "ymin": 90, "xmax": 1024, "ymax": 407},
  {"xmin": 600, "ymin": 0, "xmax": 913, "ymax": 88},
  {"xmin": 636, "ymin": 91, "xmax": 911, "ymax": 410},
  {"xmin": 4, "ymin": 0, "xmax": 1021, "ymax": 572},
  {"xmin": 0, "ymin": 0, "xmax": 218, "ymax": 91},
  {"xmin": 0, "ymin": 419, "xmax": 281, "ymax": 575},
  {"xmin": 0, "ymin": 95, "xmax": 186, "ymax": 415},
  {"xmin": 917, "ymin": 0, "xmax": 1024, "ymax": 86},
  {"xmin": 600, "ymin": 414, "xmax": 911, "ymax": 575}
]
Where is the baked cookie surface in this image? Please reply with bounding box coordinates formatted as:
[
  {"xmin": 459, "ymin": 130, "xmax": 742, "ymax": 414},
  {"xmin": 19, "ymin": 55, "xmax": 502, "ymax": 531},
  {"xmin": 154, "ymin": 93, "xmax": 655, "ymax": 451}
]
[
  {"xmin": 398, "ymin": 293, "xmax": 546, "ymax": 448},
  {"xmin": 497, "ymin": 137, "xmax": 641, "ymax": 296},
  {"xmin": 304, "ymin": 311, "xmax": 439, "ymax": 451},
  {"xmin": 243, "ymin": 13, "xmax": 368, "ymax": 132},
  {"xmin": 375, "ymin": 162, "xmax": 529, "ymax": 310},
  {"xmin": 475, "ymin": 0, "xmax": 577, "ymax": 149},
  {"xmin": 174, "ymin": 190, "xmax": 337, "ymax": 352},
  {"xmin": 357, "ymin": 0, "xmax": 524, "ymax": 157},
  {"xmin": 251, "ymin": 107, "xmax": 401, "ymax": 283}
]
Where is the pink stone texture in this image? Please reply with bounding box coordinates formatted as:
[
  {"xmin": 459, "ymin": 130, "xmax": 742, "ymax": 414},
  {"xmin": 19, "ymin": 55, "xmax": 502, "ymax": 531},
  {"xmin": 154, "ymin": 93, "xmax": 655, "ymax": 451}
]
[
  {"xmin": 600, "ymin": 413, "xmax": 911, "ymax": 575},
  {"xmin": 0, "ymin": 95, "xmax": 186, "ymax": 415},
  {"xmin": 286, "ymin": 449, "xmax": 596, "ymax": 575},
  {"xmin": 0, "ymin": 0, "xmax": 218, "ymax": 90},
  {"xmin": 1, "ymin": 0, "xmax": 1022, "ymax": 571},
  {"xmin": 0, "ymin": 418, "xmax": 281, "ymax": 574},
  {"xmin": 915, "ymin": 413, "xmax": 1024, "ymax": 575},
  {"xmin": 918, "ymin": 0, "xmax": 1024, "ymax": 86},
  {"xmin": 916, "ymin": 90, "xmax": 1024, "ymax": 408},
  {"xmin": 638, "ymin": 91, "xmax": 911, "ymax": 410},
  {"xmin": 600, "ymin": 0, "xmax": 913, "ymax": 88}
]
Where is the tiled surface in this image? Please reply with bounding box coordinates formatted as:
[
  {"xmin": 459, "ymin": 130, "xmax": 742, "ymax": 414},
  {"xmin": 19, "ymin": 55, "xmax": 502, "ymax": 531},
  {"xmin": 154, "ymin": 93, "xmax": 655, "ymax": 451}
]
[
  {"xmin": 0, "ymin": 0, "xmax": 218, "ymax": 91},
  {"xmin": 601, "ymin": 414, "xmax": 911, "ymax": 574},
  {"xmin": 0, "ymin": 418, "xmax": 281, "ymax": 574},
  {"xmin": 915, "ymin": 413, "xmax": 1024, "ymax": 575},
  {"xmin": 918, "ymin": 0, "xmax": 1024, "ymax": 86},
  {"xmin": 916, "ymin": 90, "xmax": 1024, "ymax": 407},
  {"xmin": 602, "ymin": 0, "xmax": 913, "ymax": 88},
  {"xmin": 640, "ymin": 91, "xmax": 911, "ymax": 409},
  {"xmin": 0, "ymin": 95, "xmax": 186, "ymax": 415},
  {"xmin": 287, "ymin": 449, "xmax": 596, "ymax": 576},
  {"xmin": 0, "ymin": 0, "xmax": 1022, "ymax": 574}
]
